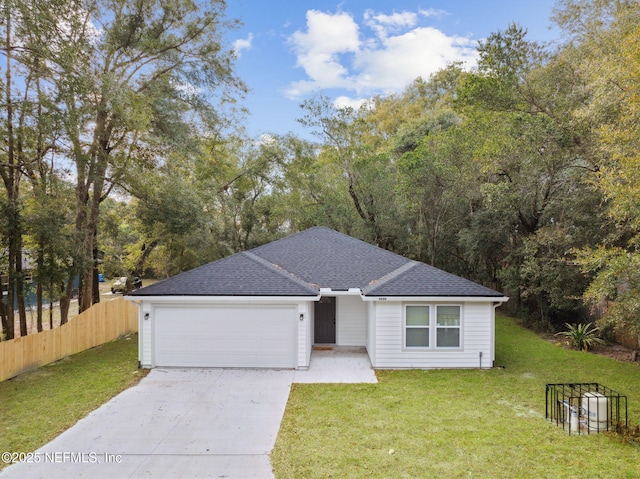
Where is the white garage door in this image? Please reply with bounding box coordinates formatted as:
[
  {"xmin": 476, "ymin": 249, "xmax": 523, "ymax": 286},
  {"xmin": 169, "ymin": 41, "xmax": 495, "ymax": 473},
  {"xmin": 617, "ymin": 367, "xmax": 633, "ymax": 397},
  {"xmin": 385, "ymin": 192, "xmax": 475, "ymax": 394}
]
[{"xmin": 154, "ymin": 304, "xmax": 297, "ymax": 368}]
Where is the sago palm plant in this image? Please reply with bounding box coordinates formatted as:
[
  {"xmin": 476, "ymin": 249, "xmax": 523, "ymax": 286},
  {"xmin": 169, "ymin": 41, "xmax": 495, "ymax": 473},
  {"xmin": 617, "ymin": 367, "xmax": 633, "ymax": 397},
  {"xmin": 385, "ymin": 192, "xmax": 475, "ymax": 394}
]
[{"xmin": 555, "ymin": 322, "xmax": 605, "ymax": 351}]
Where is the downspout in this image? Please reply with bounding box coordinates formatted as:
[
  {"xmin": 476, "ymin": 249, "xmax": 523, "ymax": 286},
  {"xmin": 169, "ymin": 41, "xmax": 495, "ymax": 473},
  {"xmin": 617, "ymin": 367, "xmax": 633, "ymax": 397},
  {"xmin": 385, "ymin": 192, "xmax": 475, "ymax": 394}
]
[{"xmin": 491, "ymin": 301, "xmax": 503, "ymax": 368}]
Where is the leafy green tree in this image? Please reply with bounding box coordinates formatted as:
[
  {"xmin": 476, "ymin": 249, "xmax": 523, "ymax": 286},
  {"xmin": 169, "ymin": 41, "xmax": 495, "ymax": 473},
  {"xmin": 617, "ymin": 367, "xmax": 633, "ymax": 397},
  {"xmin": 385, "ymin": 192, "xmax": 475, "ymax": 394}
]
[
  {"xmin": 298, "ymin": 96, "xmax": 402, "ymax": 249},
  {"xmin": 453, "ymin": 22, "xmax": 607, "ymax": 327},
  {"xmin": 37, "ymin": 0, "xmax": 245, "ymax": 311},
  {"xmin": 554, "ymin": 0, "xmax": 640, "ymax": 332},
  {"xmin": 395, "ymin": 113, "xmax": 470, "ymax": 267},
  {"xmin": 0, "ymin": 0, "xmax": 66, "ymax": 335},
  {"xmin": 23, "ymin": 177, "xmax": 76, "ymax": 330},
  {"xmin": 265, "ymin": 134, "xmax": 360, "ymax": 235}
]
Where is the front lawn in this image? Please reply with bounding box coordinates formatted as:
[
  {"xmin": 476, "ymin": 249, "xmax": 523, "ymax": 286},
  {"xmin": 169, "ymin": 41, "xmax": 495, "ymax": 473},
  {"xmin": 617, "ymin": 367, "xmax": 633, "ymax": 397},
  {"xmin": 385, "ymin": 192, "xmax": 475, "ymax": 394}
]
[
  {"xmin": 0, "ymin": 334, "xmax": 146, "ymax": 471},
  {"xmin": 272, "ymin": 316, "xmax": 640, "ymax": 478}
]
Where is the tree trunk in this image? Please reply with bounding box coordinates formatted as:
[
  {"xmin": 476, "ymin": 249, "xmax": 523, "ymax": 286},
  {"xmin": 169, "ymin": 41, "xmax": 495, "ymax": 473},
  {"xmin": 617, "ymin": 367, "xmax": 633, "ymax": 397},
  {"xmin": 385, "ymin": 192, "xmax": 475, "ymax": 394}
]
[
  {"xmin": 36, "ymin": 246, "xmax": 44, "ymax": 332},
  {"xmin": 76, "ymin": 105, "xmax": 110, "ymax": 313},
  {"xmin": 92, "ymin": 256, "xmax": 100, "ymax": 305},
  {"xmin": 0, "ymin": 294, "xmax": 7, "ymax": 340},
  {"xmin": 48, "ymin": 277, "xmax": 54, "ymax": 330},
  {"xmin": 7, "ymin": 230, "xmax": 17, "ymax": 338},
  {"xmin": 134, "ymin": 240, "xmax": 159, "ymax": 276},
  {"xmin": 59, "ymin": 275, "xmax": 75, "ymax": 325},
  {"xmin": 16, "ymin": 249, "xmax": 27, "ymax": 336},
  {"xmin": 2, "ymin": 5, "xmax": 16, "ymax": 340}
]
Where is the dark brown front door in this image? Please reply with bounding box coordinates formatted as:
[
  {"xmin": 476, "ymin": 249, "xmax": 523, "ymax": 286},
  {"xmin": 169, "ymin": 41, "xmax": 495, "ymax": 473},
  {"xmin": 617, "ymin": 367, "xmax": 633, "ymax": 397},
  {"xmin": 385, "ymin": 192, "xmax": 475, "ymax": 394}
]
[{"xmin": 314, "ymin": 296, "xmax": 336, "ymax": 343}]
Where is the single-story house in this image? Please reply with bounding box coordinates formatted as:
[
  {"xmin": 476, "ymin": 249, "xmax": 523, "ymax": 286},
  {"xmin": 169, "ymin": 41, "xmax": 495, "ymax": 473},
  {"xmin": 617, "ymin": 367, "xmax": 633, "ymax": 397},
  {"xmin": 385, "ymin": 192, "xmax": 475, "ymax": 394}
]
[{"xmin": 126, "ymin": 227, "xmax": 508, "ymax": 370}]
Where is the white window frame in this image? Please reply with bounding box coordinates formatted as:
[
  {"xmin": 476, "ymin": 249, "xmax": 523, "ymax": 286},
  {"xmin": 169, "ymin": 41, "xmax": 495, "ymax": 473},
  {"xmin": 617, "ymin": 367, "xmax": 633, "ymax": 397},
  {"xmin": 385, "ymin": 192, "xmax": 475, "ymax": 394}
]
[
  {"xmin": 404, "ymin": 304, "xmax": 430, "ymax": 349},
  {"xmin": 403, "ymin": 304, "xmax": 463, "ymax": 350},
  {"xmin": 435, "ymin": 304, "xmax": 462, "ymax": 349}
]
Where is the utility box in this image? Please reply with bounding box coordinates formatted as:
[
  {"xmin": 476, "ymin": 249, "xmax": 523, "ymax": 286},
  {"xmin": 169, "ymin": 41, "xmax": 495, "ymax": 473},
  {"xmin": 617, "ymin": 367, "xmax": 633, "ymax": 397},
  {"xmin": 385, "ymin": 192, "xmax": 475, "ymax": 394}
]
[
  {"xmin": 582, "ymin": 392, "xmax": 609, "ymax": 432},
  {"xmin": 546, "ymin": 383, "xmax": 627, "ymax": 435}
]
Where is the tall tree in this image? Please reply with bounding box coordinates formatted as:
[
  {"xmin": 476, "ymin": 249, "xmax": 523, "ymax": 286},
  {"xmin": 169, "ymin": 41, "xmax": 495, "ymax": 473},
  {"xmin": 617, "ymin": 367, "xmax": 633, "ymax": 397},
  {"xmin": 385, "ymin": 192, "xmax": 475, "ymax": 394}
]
[
  {"xmin": 556, "ymin": 0, "xmax": 640, "ymax": 332},
  {"xmin": 1, "ymin": 0, "xmax": 62, "ymax": 336},
  {"xmin": 299, "ymin": 96, "xmax": 401, "ymax": 249},
  {"xmin": 455, "ymin": 23, "xmax": 605, "ymax": 326},
  {"xmin": 39, "ymin": 0, "xmax": 244, "ymax": 311},
  {"xmin": 394, "ymin": 111, "xmax": 466, "ymax": 267}
]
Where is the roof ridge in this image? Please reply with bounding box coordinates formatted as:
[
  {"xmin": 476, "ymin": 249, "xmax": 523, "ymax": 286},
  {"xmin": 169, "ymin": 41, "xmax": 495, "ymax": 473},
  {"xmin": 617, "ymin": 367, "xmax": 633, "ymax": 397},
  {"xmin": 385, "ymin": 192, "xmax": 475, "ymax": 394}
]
[
  {"xmin": 247, "ymin": 226, "xmax": 330, "ymax": 254},
  {"xmin": 250, "ymin": 226, "xmax": 407, "ymax": 259},
  {"xmin": 361, "ymin": 260, "xmax": 419, "ymax": 294},
  {"xmin": 242, "ymin": 251, "xmax": 319, "ymax": 294}
]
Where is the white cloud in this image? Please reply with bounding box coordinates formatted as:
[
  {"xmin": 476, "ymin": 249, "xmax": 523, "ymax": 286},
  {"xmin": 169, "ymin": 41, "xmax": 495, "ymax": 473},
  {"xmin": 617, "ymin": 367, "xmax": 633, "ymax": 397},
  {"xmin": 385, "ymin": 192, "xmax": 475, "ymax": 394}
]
[
  {"xmin": 233, "ymin": 33, "xmax": 253, "ymax": 58},
  {"xmin": 333, "ymin": 96, "xmax": 370, "ymax": 110},
  {"xmin": 364, "ymin": 10, "xmax": 418, "ymax": 40},
  {"xmin": 286, "ymin": 8, "xmax": 477, "ymax": 100},
  {"xmin": 288, "ymin": 10, "xmax": 360, "ymax": 92},
  {"xmin": 419, "ymin": 8, "xmax": 449, "ymax": 19},
  {"xmin": 355, "ymin": 27, "xmax": 477, "ymax": 93},
  {"xmin": 260, "ymin": 133, "xmax": 277, "ymax": 145}
]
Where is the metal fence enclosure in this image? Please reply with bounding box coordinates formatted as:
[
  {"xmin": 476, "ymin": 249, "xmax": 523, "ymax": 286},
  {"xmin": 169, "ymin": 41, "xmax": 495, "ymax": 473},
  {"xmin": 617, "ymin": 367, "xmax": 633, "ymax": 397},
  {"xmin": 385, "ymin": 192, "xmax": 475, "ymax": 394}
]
[{"xmin": 546, "ymin": 383, "xmax": 628, "ymax": 435}]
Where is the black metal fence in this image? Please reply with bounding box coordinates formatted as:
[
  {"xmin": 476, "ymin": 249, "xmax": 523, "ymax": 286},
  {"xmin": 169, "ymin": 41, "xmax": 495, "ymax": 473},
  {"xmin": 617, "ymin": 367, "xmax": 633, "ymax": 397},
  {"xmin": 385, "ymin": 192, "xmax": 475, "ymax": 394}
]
[{"xmin": 546, "ymin": 383, "xmax": 627, "ymax": 435}]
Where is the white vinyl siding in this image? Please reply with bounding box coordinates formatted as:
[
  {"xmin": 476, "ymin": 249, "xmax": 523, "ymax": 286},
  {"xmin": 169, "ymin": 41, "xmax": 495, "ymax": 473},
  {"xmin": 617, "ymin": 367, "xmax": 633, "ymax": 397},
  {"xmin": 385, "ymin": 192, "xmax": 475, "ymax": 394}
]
[
  {"xmin": 336, "ymin": 295, "xmax": 367, "ymax": 346},
  {"xmin": 153, "ymin": 304, "xmax": 297, "ymax": 368},
  {"xmin": 297, "ymin": 302, "xmax": 313, "ymax": 368},
  {"xmin": 366, "ymin": 301, "xmax": 376, "ymax": 365},
  {"xmin": 374, "ymin": 301, "xmax": 494, "ymax": 369},
  {"xmin": 138, "ymin": 302, "xmax": 153, "ymax": 367}
]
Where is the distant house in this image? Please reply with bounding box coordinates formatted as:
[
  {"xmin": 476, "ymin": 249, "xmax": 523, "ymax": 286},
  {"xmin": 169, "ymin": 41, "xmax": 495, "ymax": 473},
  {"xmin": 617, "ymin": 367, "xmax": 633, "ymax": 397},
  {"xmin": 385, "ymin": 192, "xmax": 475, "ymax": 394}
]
[{"xmin": 127, "ymin": 227, "xmax": 508, "ymax": 369}]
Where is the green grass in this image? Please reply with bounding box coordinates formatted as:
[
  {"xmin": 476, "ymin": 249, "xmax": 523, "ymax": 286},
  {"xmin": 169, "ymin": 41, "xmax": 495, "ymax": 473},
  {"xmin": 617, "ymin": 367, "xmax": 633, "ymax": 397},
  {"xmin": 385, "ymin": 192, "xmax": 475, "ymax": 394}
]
[
  {"xmin": 272, "ymin": 316, "xmax": 640, "ymax": 479},
  {"xmin": 0, "ymin": 334, "xmax": 146, "ymax": 470}
]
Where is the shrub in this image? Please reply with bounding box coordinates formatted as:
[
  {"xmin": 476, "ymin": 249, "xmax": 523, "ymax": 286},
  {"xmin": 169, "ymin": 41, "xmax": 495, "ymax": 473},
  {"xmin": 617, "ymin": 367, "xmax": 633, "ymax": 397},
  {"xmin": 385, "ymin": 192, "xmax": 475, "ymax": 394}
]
[
  {"xmin": 554, "ymin": 322, "xmax": 605, "ymax": 351},
  {"xmin": 609, "ymin": 422, "xmax": 640, "ymax": 448}
]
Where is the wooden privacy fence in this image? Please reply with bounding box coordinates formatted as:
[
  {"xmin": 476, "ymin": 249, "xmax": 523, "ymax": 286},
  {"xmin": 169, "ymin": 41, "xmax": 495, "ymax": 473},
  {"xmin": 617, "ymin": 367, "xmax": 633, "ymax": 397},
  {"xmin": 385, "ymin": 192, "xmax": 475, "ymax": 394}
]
[
  {"xmin": 615, "ymin": 328, "xmax": 640, "ymax": 350},
  {"xmin": 0, "ymin": 298, "xmax": 138, "ymax": 382}
]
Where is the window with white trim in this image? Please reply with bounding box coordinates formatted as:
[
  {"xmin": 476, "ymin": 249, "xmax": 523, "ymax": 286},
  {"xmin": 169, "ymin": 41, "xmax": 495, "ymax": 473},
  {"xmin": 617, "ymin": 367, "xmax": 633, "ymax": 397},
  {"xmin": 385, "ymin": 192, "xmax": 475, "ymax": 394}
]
[
  {"xmin": 404, "ymin": 304, "xmax": 462, "ymax": 349},
  {"xmin": 405, "ymin": 305, "xmax": 429, "ymax": 348},
  {"xmin": 436, "ymin": 305, "xmax": 461, "ymax": 348}
]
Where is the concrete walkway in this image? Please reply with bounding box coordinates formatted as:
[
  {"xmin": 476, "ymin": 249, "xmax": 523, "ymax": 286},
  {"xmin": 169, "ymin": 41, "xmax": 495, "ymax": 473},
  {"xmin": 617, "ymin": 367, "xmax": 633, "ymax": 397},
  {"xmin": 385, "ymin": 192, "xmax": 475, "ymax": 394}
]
[
  {"xmin": 294, "ymin": 347, "xmax": 378, "ymax": 384},
  {"xmin": 0, "ymin": 349, "xmax": 376, "ymax": 479}
]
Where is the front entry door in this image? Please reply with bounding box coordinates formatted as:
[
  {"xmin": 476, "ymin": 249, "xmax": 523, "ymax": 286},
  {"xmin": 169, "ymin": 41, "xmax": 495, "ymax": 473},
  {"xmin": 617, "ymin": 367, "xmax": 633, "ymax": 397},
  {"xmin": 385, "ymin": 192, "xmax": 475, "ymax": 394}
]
[{"xmin": 314, "ymin": 296, "xmax": 336, "ymax": 343}]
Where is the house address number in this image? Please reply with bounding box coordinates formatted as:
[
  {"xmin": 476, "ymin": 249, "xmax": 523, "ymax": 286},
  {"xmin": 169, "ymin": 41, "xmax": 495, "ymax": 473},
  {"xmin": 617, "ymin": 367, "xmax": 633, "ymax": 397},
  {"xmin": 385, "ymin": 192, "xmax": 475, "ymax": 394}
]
[{"xmin": 377, "ymin": 297, "xmax": 387, "ymax": 301}]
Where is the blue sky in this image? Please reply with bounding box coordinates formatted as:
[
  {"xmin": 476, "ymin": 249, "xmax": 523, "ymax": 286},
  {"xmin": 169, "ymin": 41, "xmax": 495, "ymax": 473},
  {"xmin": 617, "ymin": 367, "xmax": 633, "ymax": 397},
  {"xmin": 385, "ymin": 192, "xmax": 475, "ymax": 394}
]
[{"xmin": 225, "ymin": 1, "xmax": 561, "ymax": 140}]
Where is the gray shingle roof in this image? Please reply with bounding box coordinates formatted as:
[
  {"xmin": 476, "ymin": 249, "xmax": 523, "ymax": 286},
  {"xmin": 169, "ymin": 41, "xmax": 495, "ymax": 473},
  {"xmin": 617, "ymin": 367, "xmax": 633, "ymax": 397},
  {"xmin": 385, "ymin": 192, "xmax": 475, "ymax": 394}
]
[
  {"xmin": 130, "ymin": 226, "xmax": 504, "ymax": 298},
  {"xmin": 130, "ymin": 250, "xmax": 318, "ymax": 297},
  {"xmin": 249, "ymin": 227, "xmax": 408, "ymax": 290},
  {"xmin": 362, "ymin": 261, "xmax": 503, "ymax": 297}
]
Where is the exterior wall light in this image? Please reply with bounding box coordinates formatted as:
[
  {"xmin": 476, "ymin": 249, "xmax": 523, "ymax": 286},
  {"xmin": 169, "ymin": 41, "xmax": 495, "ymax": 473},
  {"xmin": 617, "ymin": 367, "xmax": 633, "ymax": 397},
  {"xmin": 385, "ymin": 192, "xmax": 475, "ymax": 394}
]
[{"xmin": 299, "ymin": 313, "xmax": 304, "ymax": 321}]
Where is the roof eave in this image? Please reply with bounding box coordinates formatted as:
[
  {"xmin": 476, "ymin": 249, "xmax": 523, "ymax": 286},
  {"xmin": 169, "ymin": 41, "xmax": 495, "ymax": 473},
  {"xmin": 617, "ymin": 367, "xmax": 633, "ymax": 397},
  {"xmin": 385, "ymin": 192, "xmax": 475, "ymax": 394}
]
[
  {"xmin": 361, "ymin": 295, "xmax": 510, "ymax": 302},
  {"xmin": 124, "ymin": 294, "xmax": 321, "ymax": 303}
]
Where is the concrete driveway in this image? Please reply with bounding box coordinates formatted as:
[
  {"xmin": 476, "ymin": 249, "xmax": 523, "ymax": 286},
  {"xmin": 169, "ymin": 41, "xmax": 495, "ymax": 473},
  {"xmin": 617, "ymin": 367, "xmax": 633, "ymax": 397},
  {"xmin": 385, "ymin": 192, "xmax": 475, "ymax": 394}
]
[
  {"xmin": 1, "ymin": 349, "xmax": 376, "ymax": 479},
  {"xmin": 0, "ymin": 369, "xmax": 294, "ymax": 479}
]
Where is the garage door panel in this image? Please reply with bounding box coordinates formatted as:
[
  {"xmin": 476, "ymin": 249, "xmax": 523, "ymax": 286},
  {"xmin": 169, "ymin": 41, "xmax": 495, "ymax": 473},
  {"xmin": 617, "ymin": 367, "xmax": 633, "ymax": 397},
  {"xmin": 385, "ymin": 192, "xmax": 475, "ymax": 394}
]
[{"xmin": 154, "ymin": 305, "xmax": 297, "ymax": 368}]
